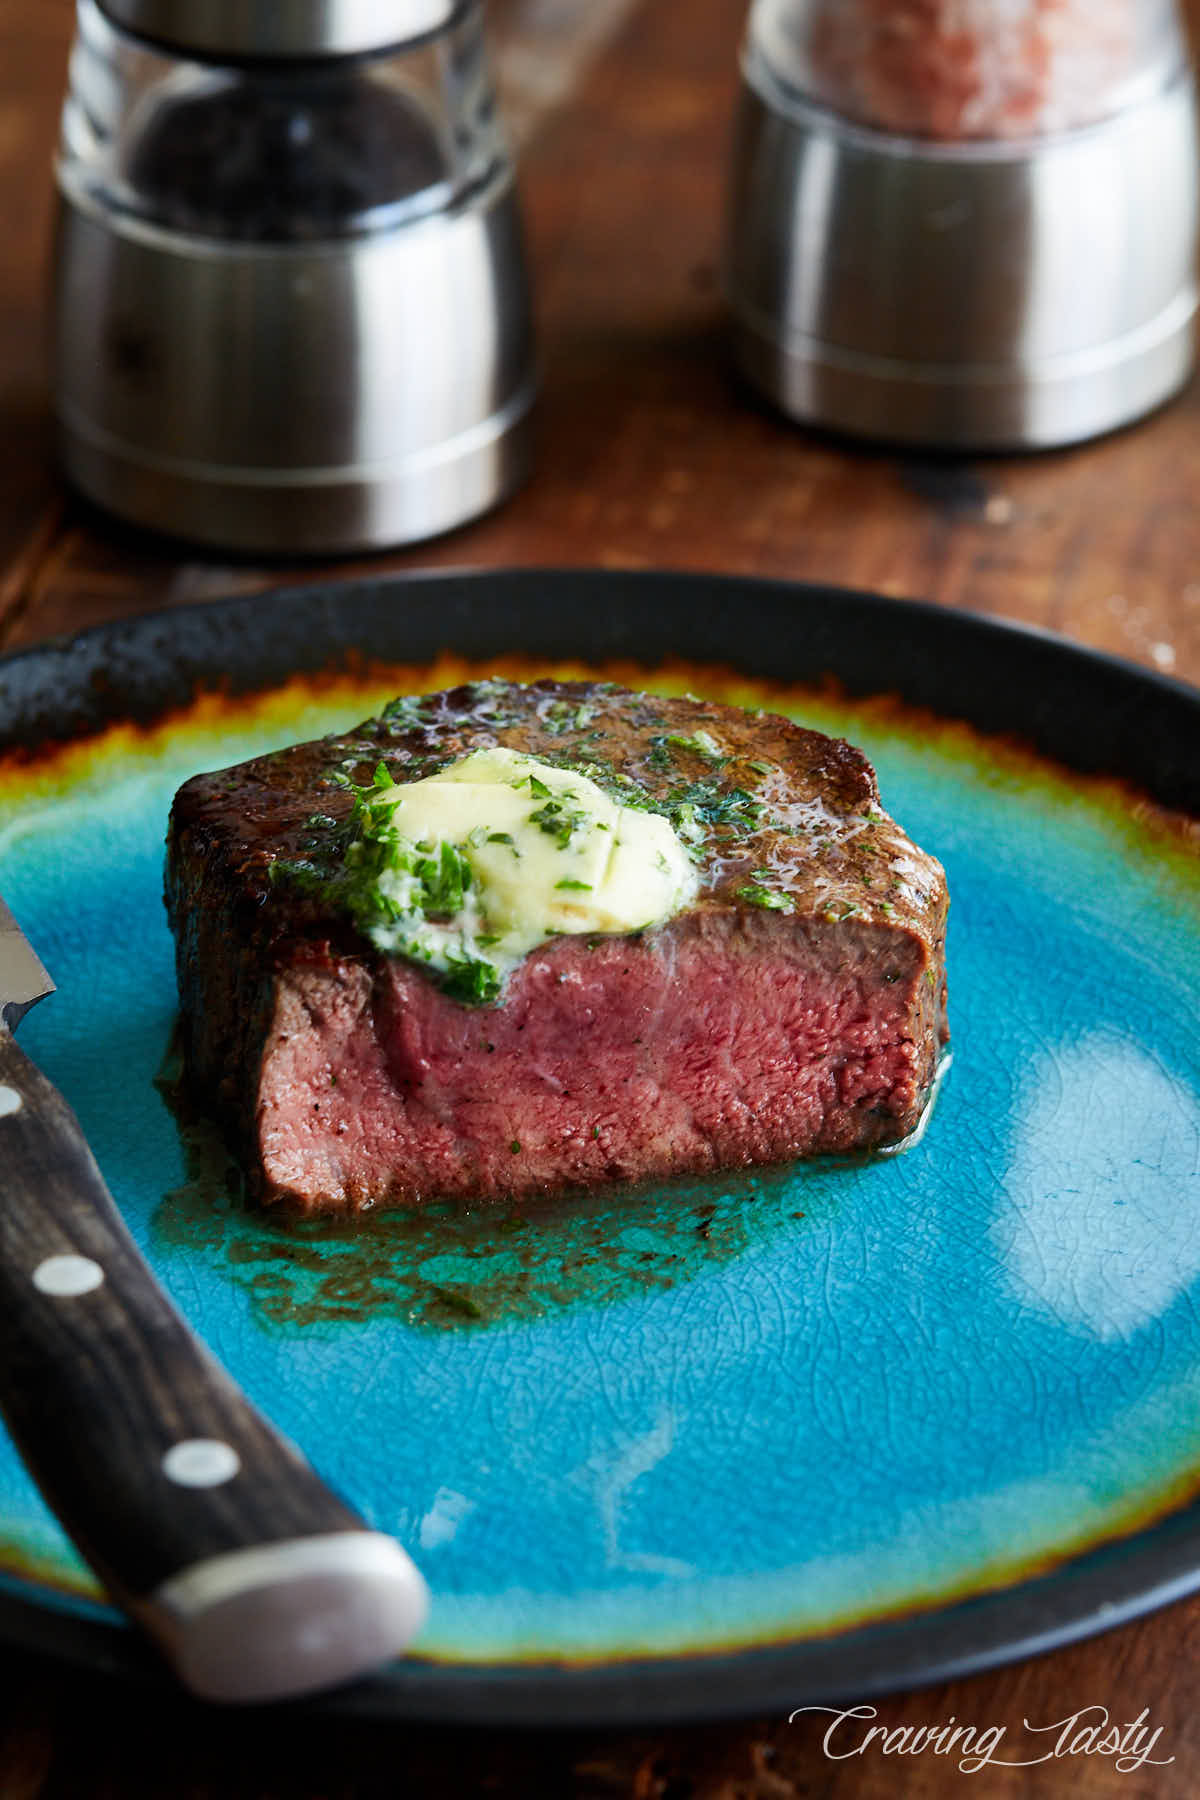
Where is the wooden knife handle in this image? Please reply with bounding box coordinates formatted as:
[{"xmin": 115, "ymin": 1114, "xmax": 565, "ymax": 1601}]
[{"xmin": 0, "ymin": 1029, "xmax": 427, "ymax": 1702}]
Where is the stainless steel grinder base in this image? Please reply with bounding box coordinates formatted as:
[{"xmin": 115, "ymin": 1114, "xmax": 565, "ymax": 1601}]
[
  {"xmin": 724, "ymin": 61, "xmax": 1200, "ymax": 451},
  {"xmin": 53, "ymin": 169, "xmax": 536, "ymax": 554}
]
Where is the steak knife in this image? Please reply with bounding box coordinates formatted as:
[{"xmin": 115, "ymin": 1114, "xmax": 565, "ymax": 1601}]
[{"xmin": 0, "ymin": 892, "xmax": 428, "ymax": 1702}]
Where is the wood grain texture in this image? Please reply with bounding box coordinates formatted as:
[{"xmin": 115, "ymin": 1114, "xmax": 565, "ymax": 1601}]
[
  {"xmin": 0, "ymin": 0, "xmax": 1197, "ymax": 1791},
  {"xmin": 0, "ymin": 1028, "xmax": 368, "ymax": 1590},
  {"xmin": 2, "ymin": 0, "xmax": 1198, "ymax": 693}
]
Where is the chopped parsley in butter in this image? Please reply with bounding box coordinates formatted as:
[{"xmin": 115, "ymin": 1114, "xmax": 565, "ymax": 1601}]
[{"xmin": 341, "ymin": 748, "xmax": 698, "ymax": 1003}]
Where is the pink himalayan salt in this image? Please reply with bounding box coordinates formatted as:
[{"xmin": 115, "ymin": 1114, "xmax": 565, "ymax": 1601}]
[{"xmin": 803, "ymin": 0, "xmax": 1138, "ymax": 139}]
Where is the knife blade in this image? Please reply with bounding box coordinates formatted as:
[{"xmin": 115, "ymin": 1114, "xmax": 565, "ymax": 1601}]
[
  {"xmin": 0, "ymin": 893, "xmax": 427, "ymax": 1702},
  {"xmin": 0, "ymin": 892, "xmax": 54, "ymax": 1029}
]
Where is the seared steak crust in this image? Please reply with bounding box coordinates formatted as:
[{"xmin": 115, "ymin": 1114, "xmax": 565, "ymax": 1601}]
[{"xmin": 165, "ymin": 680, "xmax": 949, "ymax": 1212}]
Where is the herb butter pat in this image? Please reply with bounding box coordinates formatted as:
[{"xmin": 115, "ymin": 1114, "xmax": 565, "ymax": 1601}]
[{"xmin": 351, "ymin": 748, "xmax": 699, "ymax": 999}]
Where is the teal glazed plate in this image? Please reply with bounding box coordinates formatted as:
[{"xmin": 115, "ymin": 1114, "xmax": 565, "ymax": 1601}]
[{"xmin": 0, "ymin": 570, "xmax": 1196, "ymax": 1724}]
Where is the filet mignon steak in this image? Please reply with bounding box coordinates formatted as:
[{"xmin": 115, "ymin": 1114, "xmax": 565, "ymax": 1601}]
[{"xmin": 165, "ymin": 680, "xmax": 949, "ymax": 1213}]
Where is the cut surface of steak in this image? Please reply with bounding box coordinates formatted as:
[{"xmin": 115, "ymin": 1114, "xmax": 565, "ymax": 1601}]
[{"xmin": 165, "ymin": 680, "xmax": 949, "ymax": 1213}]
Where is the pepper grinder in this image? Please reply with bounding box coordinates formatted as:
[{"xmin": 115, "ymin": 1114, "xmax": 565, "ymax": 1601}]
[
  {"xmin": 725, "ymin": 0, "xmax": 1200, "ymax": 450},
  {"xmin": 53, "ymin": 0, "xmax": 536, "ymax": 553}
]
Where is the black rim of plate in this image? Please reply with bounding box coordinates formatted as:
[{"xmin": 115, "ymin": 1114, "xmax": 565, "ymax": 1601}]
[{"xmin": 0, "ymin": 567, "xmax": 1196, "ymax": 1726}]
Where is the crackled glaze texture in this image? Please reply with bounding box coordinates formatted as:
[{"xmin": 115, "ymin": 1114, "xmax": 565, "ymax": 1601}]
[{"xmin": 0, "ymin": 660, "xmax": 1196, "ymax": 1680}]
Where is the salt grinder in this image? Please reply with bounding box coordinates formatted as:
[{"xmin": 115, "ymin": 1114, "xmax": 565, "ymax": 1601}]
[
  {"xmin": 53, "ymin": 1, "xmax": 536, "ymax": 553},
  {"xmin": 725, "ymin": 0, "xmax": 1200, "ymax": 450}
]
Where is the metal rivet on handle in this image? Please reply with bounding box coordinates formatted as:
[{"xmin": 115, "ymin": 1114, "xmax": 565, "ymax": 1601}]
[
  {"xmin": 33, "ymin": 1254, "xmax": 105, "ymax": 1297},
  {"xmin": 162, "ymin": 1440, "xmax": 242, "ymax": 1488}
]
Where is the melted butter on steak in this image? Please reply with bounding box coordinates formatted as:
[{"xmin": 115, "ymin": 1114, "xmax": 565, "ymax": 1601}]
[
  {"xmin": 327, "ymin": 745, "xmax": 700, "ymax": 999},
  {"xmin": 166, "ymin": 679, "xmax": 950, "ymax": 1213}
]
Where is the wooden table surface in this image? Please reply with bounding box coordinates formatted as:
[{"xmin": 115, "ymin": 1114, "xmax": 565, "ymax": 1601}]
[{"xmin": 1, "ymin": 1, "xmax": 1198, "ymax": 1793}]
